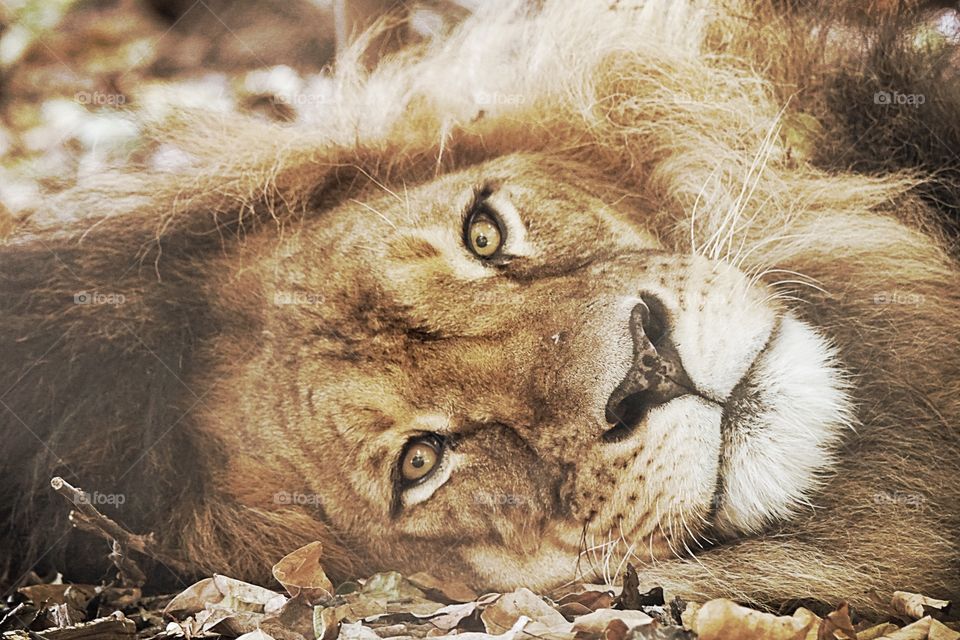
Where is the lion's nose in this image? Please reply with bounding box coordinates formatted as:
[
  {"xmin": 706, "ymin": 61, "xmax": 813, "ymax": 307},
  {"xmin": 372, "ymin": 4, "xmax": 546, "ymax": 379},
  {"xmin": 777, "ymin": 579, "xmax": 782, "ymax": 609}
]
[{"xmin": 602, "ymin": 295, "xmax": 695, "ymax": 442}]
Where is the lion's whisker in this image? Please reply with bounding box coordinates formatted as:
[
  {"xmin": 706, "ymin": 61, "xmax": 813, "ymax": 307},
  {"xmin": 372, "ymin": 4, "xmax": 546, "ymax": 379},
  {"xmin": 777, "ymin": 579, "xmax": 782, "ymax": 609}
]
[
  {"xmin": 690, "ymin": 163, "xmax": 723, "ymax": 256},
  {"xmin": 349, "ymin": 199, "xmax": 398, "ymax": 231},
  {"xmin": 354, "ymin": 166, "xmax": 404, "ymax": 203}
]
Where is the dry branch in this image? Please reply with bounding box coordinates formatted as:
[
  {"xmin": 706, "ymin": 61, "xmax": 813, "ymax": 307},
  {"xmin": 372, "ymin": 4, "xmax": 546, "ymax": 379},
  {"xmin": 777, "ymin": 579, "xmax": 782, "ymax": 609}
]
[{"xmin": 49, "ymin": 477, "xmax": 190, "ymax": 585}]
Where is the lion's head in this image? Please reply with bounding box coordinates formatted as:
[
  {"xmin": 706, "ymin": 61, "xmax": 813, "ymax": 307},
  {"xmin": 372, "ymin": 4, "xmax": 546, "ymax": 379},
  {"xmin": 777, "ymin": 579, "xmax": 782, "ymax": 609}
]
[
  {"xmin": 3, "ymin": 0, "xmax": 958, "ymax": 610},
  {"xmin": 210, "ymin": 152, "xmax": 851, "ymax": 590}
]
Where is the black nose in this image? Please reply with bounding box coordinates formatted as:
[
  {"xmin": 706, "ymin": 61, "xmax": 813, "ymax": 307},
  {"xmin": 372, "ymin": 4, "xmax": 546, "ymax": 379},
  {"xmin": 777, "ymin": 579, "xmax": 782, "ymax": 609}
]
[{"xmin": 603, "ymin": 295, "xmax": 694, "ymax": 442}]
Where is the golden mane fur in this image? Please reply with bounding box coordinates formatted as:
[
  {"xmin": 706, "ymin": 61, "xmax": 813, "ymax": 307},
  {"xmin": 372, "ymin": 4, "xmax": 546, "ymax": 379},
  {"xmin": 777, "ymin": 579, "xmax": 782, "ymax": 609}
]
[{"xmin": 2, "ymin": 0, "xmax": 958, "ymax": 613}]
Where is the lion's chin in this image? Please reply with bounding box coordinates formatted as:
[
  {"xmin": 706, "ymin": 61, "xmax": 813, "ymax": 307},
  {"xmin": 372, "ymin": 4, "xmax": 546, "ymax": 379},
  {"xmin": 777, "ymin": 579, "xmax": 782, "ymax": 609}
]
[{"xmin": 712, "ymin": 314, "xmax": 853, "ymax": 534}]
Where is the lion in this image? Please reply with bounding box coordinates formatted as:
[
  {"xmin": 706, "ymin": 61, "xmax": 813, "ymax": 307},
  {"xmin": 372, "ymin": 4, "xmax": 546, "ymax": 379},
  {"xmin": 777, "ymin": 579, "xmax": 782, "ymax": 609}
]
[{"xmin": 2, "ymin": 0, "xmax": 958, "ymax": 614}]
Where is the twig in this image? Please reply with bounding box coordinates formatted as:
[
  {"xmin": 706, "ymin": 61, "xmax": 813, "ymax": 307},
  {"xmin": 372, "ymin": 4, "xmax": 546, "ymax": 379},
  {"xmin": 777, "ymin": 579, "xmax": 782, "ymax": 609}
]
[{"xmin": 50, "ymin": 477, "xmax": 191, "ymax": 584}]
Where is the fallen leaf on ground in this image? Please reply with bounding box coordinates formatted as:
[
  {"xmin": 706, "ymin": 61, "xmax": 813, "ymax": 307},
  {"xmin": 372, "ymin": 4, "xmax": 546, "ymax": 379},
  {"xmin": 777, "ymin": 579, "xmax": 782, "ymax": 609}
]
[
  {"xmin": 414, "ymin": 601, "xmax": 479, "ymax": 630},
  {"xmin": 876, "ymin": 616, "xmax": 931, "ymax": 639},
  {"xmin": 272, "ymin": 542, "xmax": 334, "ymax": 604},
  {"xmin": 164, "ymin": 575, "xmax": 283, "ymax": 617},
  {"xmin": 435, "ymin": 615, "xmax": 531, "ymax": 640},
  {"xmin": 481, "ymin": 588, "xmax": 569, "ymax": 635},
  {"xmin": 601, "ymin": 618, "xmax": 628, "ymax": 640},
  {"xmin": 361, "ymin": 573, "xmax": 426, "ymax": 601},
  {"xmin": 407, "ymin": 573, "xmax": 479, "ymax": 603},
  {"xmin": 9, "ymin": 613, "xmax": 137, "ymax": 640},
  {"xmin": 555, "ymin": 588, "xmax": 616, "ymax": 619},
  {"xmin": 817, "ymin": 602, "xmax": 856, "ymax": 639},
  {"xmin": 892, "ymin": 591, "xmax": 952, "ymax": 620},
  {"xmin": 858, "ymin": 622, "xmax": 900, "ymax": 640},
  {"xmin": 692, "ymin": 598, "xmax": 817, "ymax": 640},
  {"xmin": 313, "ymin": 604, "xmax": 343, "ymax": 640},
  {"xmin": 236, "ymin": 630, "xmax": 277, "ymax": 640},
  {"xmin": 339, "ymin": 621, "xmax": 382, "ymax": 640},
  {"xmin": 259, "ymin": 595, "xmax": 315, "ymax": 640},
  {"xmin": 570, "ymin": 608, "xmax": 653, "ymax": 633},
  {"xmin": 928, "ymin": 619, "xmax": 960, "ymax": 640}
]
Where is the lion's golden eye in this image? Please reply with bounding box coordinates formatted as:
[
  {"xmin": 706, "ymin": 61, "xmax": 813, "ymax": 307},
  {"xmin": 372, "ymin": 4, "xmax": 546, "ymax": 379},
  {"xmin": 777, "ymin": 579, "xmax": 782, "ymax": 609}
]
[
  {"xmin": 466, "ymin": 215, "xmax": 503, "ymax": 258},
  {"xmin": 400, "ymin": 438, "xmax": 442, "ymax": 483}
]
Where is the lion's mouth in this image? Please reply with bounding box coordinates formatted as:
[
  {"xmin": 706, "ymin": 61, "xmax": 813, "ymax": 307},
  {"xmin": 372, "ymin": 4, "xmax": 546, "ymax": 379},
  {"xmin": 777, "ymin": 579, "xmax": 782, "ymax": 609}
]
[{"xmin": 719, "ymin": 318, "xmax": 782, "ymax": 429}]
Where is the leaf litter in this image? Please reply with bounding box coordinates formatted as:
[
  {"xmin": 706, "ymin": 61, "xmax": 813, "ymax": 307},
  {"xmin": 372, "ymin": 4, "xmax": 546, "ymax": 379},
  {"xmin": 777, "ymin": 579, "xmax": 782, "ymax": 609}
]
[{"xmin": 3, "ymin": 540, "xmax": 958, "ymax": 640}]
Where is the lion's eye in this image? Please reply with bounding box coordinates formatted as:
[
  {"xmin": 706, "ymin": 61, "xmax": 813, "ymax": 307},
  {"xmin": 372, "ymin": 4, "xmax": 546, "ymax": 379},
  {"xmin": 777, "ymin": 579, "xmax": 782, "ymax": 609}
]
[
  {"xmin": 465, "ymin": 213, "xmax": 504, "ymax": 258},
  {"xmin": 400, "ymin": 436, "xmax": 443, "ymax": 483}
]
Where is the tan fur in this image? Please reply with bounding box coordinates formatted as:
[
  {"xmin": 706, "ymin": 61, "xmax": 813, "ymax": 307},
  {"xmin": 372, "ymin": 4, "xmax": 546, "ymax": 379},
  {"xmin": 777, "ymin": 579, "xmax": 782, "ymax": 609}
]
[{"xmin": 2, "ymin": 0, "xmax": 958, "ymax": 614}]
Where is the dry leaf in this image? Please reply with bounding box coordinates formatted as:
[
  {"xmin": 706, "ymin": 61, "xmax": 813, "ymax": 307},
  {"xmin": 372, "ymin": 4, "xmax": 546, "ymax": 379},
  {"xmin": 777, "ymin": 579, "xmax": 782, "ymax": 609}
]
[
  {"xmin": 929, "ymin": 619, "xmax": 960, "ymax": 640},
  {"xmin": 163, "ymin": 578, "xmax": 223, "ymax": 616},
  {"xmin": 792, "ymin": 608, "xmax": 822, "ymax": 640},
  {"xmin": 344, "ymin": 573, "xmax": 445, "ymax": 617},
  {"xmin": 334, "ymin": 596, "xmax": 391, "ymax": 623},
  {"xmin": 258, "ymin": 595, "xmax": 316, "ymax": 640},
  {"xmin": 18, "ymin": 585, "xmax": 97, "ymax": 608},
  {"xmin": 481, "ymin": 588, "xmax": 569, "ymax": 635},
  {"xmin": 414, "ymin": 602, "xmax": 478, "ymax": 630},
  {"xmin": 272, "ymin": 542, "xmax": 334, "ymax": 604},
  {"xmin": 313, "ymin": 606, "xmax": 343, "ymax": 640},
  {"xmin": 818, "ymin": 602, "xmax": 856, "ymax": 640},
  {"xmin": 892, "ymin": 591, "xmax": 951, "ymax": 620},
  {"xmin": 361, "ymin": 573, "xmax": 426, "ymax": 601},
  {"xmin": 339, "ymin": 621, "xmax": 382, "ymax": 640},
  {"xmin": 555, "ymin": 589, "xmax": 616, "ymax": 619},
  {"xmin": 614, "ymin": 566, "xmax": 663, "ymax": 611},
  {"xmin": 30, "ymin": 614, "xmax": 137, "ymax": 640},
  {"xmin": 875, "ymin": 616, "xmax": 931, "ymax": 639},
  {"xmin": 430, "ymin": 615, "xmax": 531, "ymax": 640},
  {"xmin": 571, "ymin": 608, "xmax": 653, "ymax": 633},
  {"xmin": 212, "ymin": 575, "xmax": 286, "ymax": 612},
  {"xmin": 407, "ymin": 573, "xmax": 478, "ymax": 603},
  {"xmin": 858, "ymin": 623, "xmax": 900, "ymax": 640},
  {"xmin": 236, "ymin": 630, "xmax": 277, "ymax": 640},
  {"xmin": 602, "ymin": 618, "xmax": 629, "ymax": 640},
  {"xmin": 163, "ymin": 574, "xmax": 283, "ymax": 618},
  {"xmin": 693, "ymin": 599, "xmax": 816, "ymax": 640},
  {"xmin": 197, "ymin": 606, "xmax": 266, "ymax": 636},
  {"xmin": 680, "ymin": 602, "xmax": 701, "ymax": 631}
]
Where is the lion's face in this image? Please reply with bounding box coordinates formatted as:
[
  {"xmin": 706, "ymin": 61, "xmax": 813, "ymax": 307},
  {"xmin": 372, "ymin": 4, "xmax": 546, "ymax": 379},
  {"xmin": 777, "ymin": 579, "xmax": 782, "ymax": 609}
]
[{"xmin": 214, "ymin": 153, "xmax": 851, "ymax": 588}]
